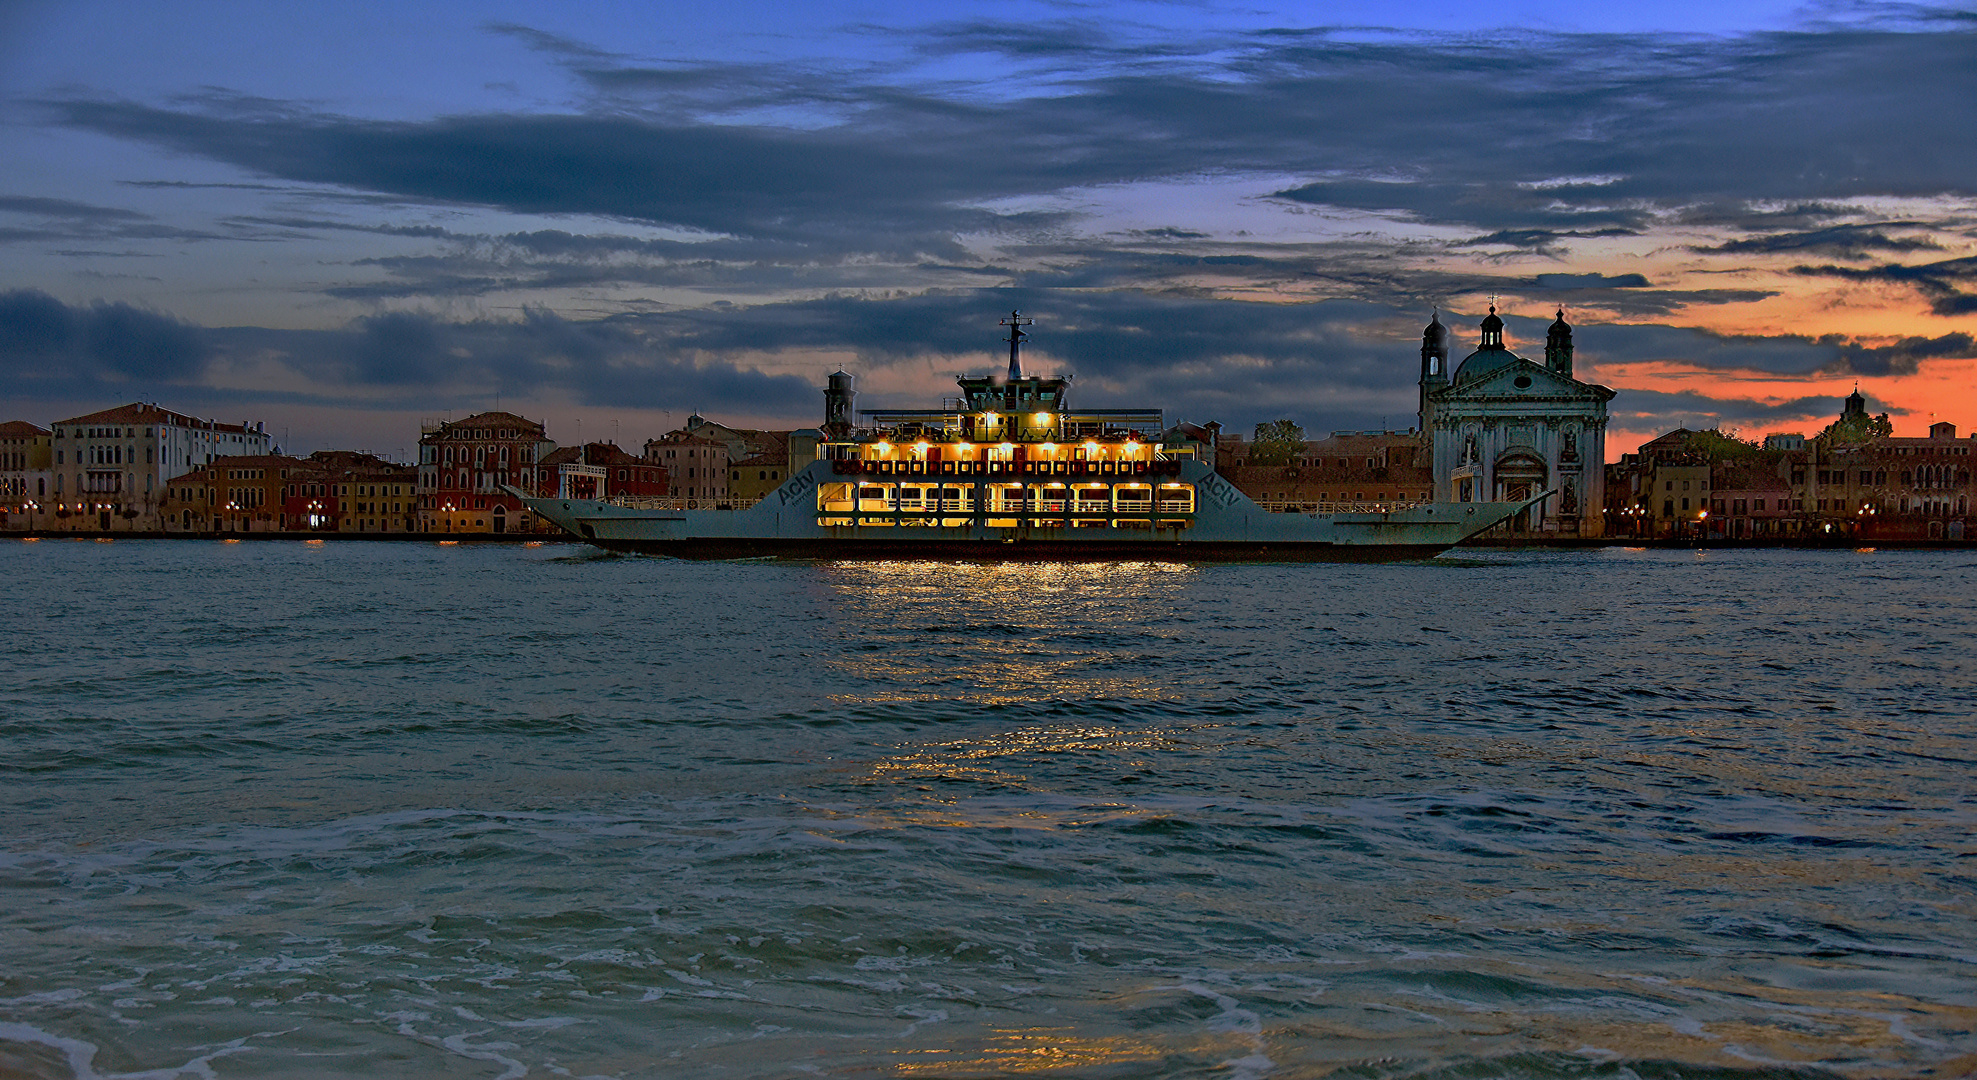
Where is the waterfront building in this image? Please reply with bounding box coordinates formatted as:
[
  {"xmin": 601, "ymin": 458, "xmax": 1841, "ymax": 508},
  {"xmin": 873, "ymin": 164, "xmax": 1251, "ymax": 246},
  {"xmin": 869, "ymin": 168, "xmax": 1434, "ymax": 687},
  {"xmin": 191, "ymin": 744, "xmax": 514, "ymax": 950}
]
[
  {"xmin": 728, "ymin": 448, "xmax": 791, "ymax": 504},
  {"xmin": 1605, "ymin": 429, "xmax": 1716, "ymax": 539},
  {"xmin": 642, "ymin": 431, "xmax": 731, "ymax": 504},
  {"xmin": 1805, "ymin": 408, "xmax": 1974, "ymax": 539},
  {"xmin": 48, "ymin": 403, "xmax": 272, "ymax": 531},
  {"xmin": 1609, "ymin": 400, "xmax": 1977, "ymax": 541},
  {"xmin": 1219, "ymin": 430, "xmax": 1434, "ymax": 509},
  {"xmin": 0, "ymin": 421, "xmax": 52, "ymax": 527},
  {"xmin": 1419, "ymin": 309, "xmax": 1614, "ymax": 536},
  {"xmin": 652, "ymin": 415, "xmax": 786, "ymax": 464},
  {"xmin": 1709, "ymin": 465, "xmax": 1798, "ymax": 540},
  {"xmin": 540, "ymin": 443, "xmax": 668, "ymax": 502},
  {"xmin": 281, "ymin": 452, "xmax": 418, "ymax": 533},
  {"xmin": 416, "ymin": 412, "xmax": 554, "ymax": 533},
  {"xmin": 162, "ymin": 454, "xmax": 311, "ymax": 533}
]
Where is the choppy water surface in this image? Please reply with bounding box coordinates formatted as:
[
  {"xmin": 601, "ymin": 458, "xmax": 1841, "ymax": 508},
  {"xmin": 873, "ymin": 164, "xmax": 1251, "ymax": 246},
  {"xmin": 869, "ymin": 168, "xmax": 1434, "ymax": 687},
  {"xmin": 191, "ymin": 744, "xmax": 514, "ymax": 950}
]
[{"xmin": 1, "ymin": 539, "xmax": 1973, "ymax": 1079}]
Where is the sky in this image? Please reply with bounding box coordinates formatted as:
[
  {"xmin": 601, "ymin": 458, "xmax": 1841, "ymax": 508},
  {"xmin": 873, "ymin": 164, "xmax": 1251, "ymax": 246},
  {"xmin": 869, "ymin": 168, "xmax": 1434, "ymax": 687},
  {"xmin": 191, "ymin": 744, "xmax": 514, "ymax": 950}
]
[{"xmin": 1, "ymin": 0, "xmax": 1973, "ymax": 460}]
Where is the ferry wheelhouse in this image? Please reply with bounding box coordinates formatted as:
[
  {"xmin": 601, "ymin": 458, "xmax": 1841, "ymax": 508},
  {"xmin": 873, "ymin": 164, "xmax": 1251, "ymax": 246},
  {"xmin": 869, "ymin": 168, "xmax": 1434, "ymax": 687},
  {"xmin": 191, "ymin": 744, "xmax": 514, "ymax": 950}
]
[{"xmin": 821, "ymin": 314, "xmax": 1199, "ymax": 536}]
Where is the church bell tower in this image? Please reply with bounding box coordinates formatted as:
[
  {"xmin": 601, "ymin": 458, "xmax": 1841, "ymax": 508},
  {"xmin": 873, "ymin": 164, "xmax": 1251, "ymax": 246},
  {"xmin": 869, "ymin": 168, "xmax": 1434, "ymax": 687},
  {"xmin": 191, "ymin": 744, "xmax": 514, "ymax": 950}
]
[
  {"xmin": 1545, "ymin": 309, "xmax": 1574, "ymax": 377},
  {"xmin": 1419, "ymin": 311, "xmax": 1449, "ymax": 431}
]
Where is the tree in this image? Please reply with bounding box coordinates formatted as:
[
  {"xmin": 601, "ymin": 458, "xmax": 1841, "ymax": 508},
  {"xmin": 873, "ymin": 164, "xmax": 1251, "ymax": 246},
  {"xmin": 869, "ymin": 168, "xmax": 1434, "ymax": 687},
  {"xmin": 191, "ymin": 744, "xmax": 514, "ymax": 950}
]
[
  {"xmin": 1248, "ymin": 420, "xmax": 1306, "ymax": 466},
  {"xmin": 1680, "ymin": 428, "xmax": 1767, "ymax": 463},
  {"xmin": 1817, "ymin": 411, "xmax": 1893, "ymax": 446}
]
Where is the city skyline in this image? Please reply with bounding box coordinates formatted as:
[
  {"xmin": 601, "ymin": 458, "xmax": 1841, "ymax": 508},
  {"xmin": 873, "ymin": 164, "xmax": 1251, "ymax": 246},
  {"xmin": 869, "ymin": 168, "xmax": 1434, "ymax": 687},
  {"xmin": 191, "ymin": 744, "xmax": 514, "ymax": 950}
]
[{"xmin": 3, "ymin": 1, "xmax": 1974, "ymax": 456}]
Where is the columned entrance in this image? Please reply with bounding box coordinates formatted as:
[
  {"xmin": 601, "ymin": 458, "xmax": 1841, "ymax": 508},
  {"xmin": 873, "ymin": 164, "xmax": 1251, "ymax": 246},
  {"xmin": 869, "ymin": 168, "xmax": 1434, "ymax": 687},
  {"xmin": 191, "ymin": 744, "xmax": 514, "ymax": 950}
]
[{"xmin": 1494, "ymin": 451, "xmax": 1547, "ymax": 532}]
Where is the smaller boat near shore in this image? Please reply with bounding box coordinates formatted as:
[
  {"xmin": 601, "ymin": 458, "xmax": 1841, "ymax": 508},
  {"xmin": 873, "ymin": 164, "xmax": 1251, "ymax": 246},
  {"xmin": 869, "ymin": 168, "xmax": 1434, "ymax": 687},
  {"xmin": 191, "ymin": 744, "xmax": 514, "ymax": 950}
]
[{"xmin": 519, "ymin": 315, "xmax": 1538, "ymax": 560}]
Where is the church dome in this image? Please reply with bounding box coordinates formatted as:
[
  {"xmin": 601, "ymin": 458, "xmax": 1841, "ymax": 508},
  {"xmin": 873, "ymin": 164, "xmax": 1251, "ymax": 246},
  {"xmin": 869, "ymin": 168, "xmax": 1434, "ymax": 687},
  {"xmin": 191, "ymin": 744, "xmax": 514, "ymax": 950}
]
[{"xmin": 1453, "ymin": 346, "xmax": 1525, "ymax": 382}]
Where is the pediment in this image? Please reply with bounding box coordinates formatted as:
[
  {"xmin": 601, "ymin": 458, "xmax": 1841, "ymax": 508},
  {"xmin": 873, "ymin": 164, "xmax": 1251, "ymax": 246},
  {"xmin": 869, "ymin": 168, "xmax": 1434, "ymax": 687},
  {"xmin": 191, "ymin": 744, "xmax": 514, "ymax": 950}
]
[{"xmin": 1439, "ymin": 358, "xmax": 1614, "ymax": 402}]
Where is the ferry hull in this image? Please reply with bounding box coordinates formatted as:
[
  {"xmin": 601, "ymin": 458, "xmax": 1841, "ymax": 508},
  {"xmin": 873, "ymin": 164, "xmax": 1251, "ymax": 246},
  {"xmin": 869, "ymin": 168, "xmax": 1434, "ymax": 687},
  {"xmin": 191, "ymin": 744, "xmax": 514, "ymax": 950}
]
[
  {"xmin": 516, "ymin": 461, "xmax": 1537, "ymax": 562},
  {"xmin": 561, "ymin": 535, "xmax": 1456, "ymax": 563}
]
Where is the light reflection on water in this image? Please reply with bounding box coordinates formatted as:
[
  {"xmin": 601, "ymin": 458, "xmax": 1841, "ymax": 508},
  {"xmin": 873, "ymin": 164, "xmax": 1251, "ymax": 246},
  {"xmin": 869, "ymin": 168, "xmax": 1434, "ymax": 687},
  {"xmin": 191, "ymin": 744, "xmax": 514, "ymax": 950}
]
[
  {"xmin": 0, "ymin": 541, "xmax": 1973, "ymax": 1078},
  {"xmin": 816, "ymin": 559, "xmax": 1202, "ymax": 708}
]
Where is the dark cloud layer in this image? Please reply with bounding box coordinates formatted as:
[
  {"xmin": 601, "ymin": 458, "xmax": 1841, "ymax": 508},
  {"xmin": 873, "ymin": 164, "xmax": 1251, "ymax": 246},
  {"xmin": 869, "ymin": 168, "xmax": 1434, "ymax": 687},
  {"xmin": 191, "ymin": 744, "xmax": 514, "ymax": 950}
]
[
  {"xmin": 0, "ymin": 288, "xmax": 211, "ymax": 382},
  {"xmin": 1693, "ymin": 223, "xmax": 1943, "ymax": 258},
  {"xmin": 3, "ymin": 284, "xmax": 1962, "ymax": 444},
  {"xmin": 1791, "ymin": 255, "xmax": 1977, "ymax": 315},
  {"xmin": 40, "ymin": 21, "xmax": 1977, "ymax": 267}
]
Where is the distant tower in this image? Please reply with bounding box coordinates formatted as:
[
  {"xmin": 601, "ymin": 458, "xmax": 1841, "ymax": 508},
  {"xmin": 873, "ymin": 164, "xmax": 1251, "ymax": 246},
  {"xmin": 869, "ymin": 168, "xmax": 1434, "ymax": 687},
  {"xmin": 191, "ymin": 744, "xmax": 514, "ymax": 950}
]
[
  {"xmin": 1544, "ymin": 309, "xmax": 1574, "ymax": 377},
  {"xmin": 1000, "ymin": 310, "xmax": 1032, "ymax": 381},
  {"xmin": 1477, "ymin": 303, "xmax": 1506, "ymax": 351},
  {"xmin": 1419, "ymin": 310, "xmax": 1449, "ymax": 429},
  {"xmin": 1844, "ymin": 384, "xmax": 1867, "ymax": 419},
  {"xmin": 823, "ymin": 369, "xmax": 857, "ymax": 438}
]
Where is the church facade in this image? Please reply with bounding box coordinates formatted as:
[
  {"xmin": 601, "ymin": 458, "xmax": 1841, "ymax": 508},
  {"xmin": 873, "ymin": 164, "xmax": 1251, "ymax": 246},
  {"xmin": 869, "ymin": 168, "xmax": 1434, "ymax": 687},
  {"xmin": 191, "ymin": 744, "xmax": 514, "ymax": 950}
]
[{"xmin": 1418, "ymin": 307, "xmax": 1615, "ymax": 537}]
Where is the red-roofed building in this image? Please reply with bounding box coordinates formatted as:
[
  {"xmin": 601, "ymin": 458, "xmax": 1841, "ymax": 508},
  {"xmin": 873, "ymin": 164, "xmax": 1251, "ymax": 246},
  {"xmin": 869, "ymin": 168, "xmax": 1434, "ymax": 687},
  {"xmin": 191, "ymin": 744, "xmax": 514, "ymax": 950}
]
[
  {"xmin": 161, "ymin": 454, "xmax": 311, "ymax": 533},
  {"xmin": 540, "ymin": 443, "xmax": 667, "ymax": 501},
  {"xmin": 47, "ymin": 403, "xmax": 273, "ymax": 531},
  {"xmin": 282, "ymin": 452, "xmax": 419, "ymax": 533},
  {"xmin": 417, "ymin": 411, "xmax": 554, "ymax": 533}
]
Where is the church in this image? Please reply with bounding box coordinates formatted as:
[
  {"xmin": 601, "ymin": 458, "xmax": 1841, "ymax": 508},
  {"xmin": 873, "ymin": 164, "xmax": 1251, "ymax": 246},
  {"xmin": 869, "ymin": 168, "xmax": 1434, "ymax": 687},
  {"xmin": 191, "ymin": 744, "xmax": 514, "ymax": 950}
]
[{"xmin": 1418, "ymin": 307, "xmax": 1615, "ymax": 537}]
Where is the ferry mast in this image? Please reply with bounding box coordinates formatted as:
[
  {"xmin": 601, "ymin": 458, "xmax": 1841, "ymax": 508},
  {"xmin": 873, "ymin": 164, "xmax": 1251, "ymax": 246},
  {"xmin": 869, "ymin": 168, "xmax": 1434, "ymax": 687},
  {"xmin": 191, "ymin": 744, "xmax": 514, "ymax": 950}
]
[{"xmin": 1000, "ymin": 310, "xmax": 1032, "ymax": 381}]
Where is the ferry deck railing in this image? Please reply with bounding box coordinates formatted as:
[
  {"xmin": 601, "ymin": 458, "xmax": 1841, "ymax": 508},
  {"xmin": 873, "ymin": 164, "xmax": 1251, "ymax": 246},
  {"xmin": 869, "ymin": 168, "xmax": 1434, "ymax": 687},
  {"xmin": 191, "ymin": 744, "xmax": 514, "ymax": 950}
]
[{"xmin": 1255, "ymin": 500, "xmax": 1427, "ymax": 514}]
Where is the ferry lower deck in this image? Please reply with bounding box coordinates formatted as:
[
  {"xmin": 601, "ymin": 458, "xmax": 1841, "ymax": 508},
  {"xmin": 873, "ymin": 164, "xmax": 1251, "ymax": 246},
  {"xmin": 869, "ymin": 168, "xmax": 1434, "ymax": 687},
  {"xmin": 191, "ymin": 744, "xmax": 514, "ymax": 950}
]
[{"xmin": 820, "ymin": 459, "xmax": 1197, "ymax": 533}]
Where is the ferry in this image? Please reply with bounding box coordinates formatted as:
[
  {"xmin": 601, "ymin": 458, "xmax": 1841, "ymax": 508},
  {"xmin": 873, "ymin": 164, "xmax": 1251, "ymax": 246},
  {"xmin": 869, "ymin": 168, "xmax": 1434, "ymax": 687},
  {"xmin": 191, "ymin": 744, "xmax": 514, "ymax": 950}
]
[{"xmin": 518, "ymin": 314, "xmax": 1536, "ymax": 560}]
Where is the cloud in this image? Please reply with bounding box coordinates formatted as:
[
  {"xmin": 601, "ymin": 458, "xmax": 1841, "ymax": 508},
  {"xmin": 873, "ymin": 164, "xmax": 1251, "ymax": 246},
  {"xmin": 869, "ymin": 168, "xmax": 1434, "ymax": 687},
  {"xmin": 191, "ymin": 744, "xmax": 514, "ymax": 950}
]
[
  {"xmin": 1831, "ymin": 331, "xmax": 1976, "ymax": 376},
  {"xmin": 0, "ymin": 195, "xmax": 150, "ymax": 222},
  {"xmin": 0, "ymin": 288, "xmax": 212, "ymax": 384},
  {"xmin": 1549, "ymin": 321, "xmax": 1975, "ymax": 379},
  {"xmin": 1693, "ymin": 223, "xmax": 1944, "ymax": 258},
  {"xmin": 1534, "ymin": 273, "xmax": 1651, "ymax": 289},
  {"xmin": 1790, "ymin": 254, "xmax": 1977, "ymax": 315},
  {"xmin": 0, "ymin": 194, "xmax": 238, "ymax": 245},
  {"xmin": 1605, "ymin": 387, "xmax": 1861, "ymax": 436}
]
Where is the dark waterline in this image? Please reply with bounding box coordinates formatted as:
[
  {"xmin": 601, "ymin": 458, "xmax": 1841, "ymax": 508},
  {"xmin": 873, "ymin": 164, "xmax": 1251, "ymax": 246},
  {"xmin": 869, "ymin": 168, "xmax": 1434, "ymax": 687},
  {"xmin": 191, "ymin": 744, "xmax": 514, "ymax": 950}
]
[{"xmin": 2, "ymin": 540, "xmax": 1972, "ymax": 1078}]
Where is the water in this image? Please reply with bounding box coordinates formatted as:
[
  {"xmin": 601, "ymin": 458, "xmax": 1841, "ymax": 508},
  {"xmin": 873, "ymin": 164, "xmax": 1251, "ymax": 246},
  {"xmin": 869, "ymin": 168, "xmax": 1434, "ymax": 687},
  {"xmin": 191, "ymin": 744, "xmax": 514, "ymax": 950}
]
[{"xmin": 2, "ymin": 539, "xmax": 1972, "ymax": 1078}]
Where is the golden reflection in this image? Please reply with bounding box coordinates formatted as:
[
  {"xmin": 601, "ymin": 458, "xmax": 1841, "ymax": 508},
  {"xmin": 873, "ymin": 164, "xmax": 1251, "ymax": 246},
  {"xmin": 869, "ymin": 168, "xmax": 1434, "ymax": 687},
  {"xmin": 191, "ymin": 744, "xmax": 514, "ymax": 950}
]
[
  {"xmin": 868, "ymin": 724, "xmax": 1174, "ymax": 788},
  {"xmin": 815, "ymin": 559, "xmax": 1198, "ymax": 708},
  {"xmin": 885, "ymin": 1026, "xmax": 1180, "ymax": 1075}
]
